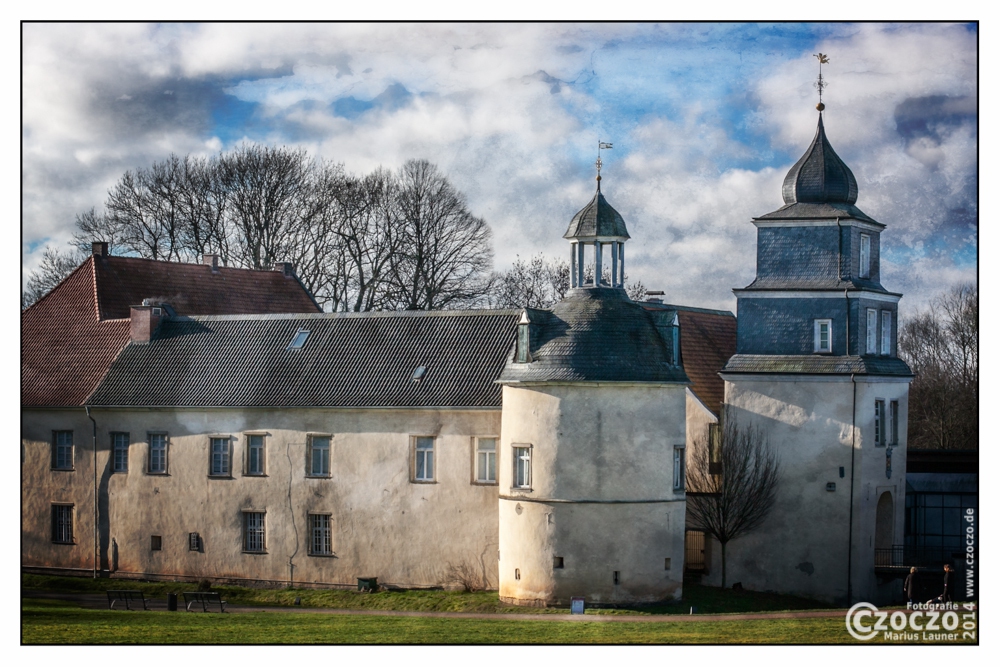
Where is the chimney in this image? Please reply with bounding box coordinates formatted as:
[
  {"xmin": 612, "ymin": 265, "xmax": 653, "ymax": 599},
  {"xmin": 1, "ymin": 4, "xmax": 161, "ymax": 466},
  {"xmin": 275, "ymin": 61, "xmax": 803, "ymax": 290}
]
[
  {"xmin": 92, "ymin": 241, "xmax": 109, "ymax": 257},
  {"xmin": 130, "ymin": 304, "xmax": 163, "ymax": 344},
  {"xmin": 645, "ymin": 290, "xmax": 665, "ymax": 304},
  {"xmin": 275, "ymin": 262, "xmax": 295, "ymax": 278},
  {"xmin": 203, "ymin": 253, "xmax": 221, "ymax": 273}
]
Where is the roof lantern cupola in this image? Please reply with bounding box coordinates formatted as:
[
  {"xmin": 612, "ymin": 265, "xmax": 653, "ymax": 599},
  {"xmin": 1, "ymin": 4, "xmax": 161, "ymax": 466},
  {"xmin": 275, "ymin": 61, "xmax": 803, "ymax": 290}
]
[{"xmin": 564, "ymin": 141, "xmax": 630, "ymax": 289}]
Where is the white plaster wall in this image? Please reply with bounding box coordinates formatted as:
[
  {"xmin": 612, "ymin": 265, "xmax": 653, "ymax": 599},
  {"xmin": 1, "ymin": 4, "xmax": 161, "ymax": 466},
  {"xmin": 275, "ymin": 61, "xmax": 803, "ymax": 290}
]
[
  {"xmin": 498, "ymin": 384, "xmax": 687, "ymax": 606},
  {"xmin": 22, "ymin": 407, "xmax": 502, "ymax": 588},
  {"xmin": 709, "ymin": 376, "xmax": 909, "ymax": 604}
]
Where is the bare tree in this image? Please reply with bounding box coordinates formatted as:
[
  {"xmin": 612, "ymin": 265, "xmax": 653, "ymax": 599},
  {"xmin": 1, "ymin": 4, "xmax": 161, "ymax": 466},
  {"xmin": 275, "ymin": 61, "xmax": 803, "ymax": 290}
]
[
  {"xmin": 686, "ymin": 409, "xmax": 781, "ymax": 589},
  {"xmin": 488, "ymin": 254, "xmax": 569, "ymax": 308},
  {"xmin": 389, "ymin": 159, "xmax": 493, "ymax": 310},
  {"xmin": 22, "ymin": 245, "xmax": 88, "ymax": 309},
  {"xmin": 898, "ymin": 283, "xmax": 978, "ymax": 450}
]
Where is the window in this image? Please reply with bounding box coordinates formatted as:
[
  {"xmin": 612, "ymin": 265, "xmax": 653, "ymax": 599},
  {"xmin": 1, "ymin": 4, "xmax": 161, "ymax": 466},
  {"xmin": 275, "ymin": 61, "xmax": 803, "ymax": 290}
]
[
  {"xmin": 513, "ymin": 445, "xmax": 532, "ymax": 489},
  {"xmin": 866, "ymin": 309, "xmax": 878, "ymax": 354},
  {"xmin": 673, "ymin": 446, "xmax": 686, "ymax": 491},
  {"xmin": 813, "ymin": 319, "xmax": 832, "ymax": 353},
  {"xmin": 874, "ymin": 400, "xmax": 886, "ymax": 447},
  {"xmin": 111, "ymin": 432, "xmax": 129, "ymax": 473},
  {"xmin": 246, "ymin": 434, "xmax": 266, "ymax": 476},
  {"xmin": 210, "ymin": 437, "xmax": 231, "ymax": 476},
  {"xmin": 189, "ymin": 532, "xmax": 201, "ymax": 551},
  {"xmin": 860, "ymin": 234, "xmax": 871, "ymax": 278},
  {"xmin": 553, "ymin": 556, "xmax": 564, "ymax": 569},
  {"xmin": 243, "ymin": 511, "xmax": 266, "ymax": 553},
  {"xmin": 148, "ymin": 433, "xmax": 168, "ymax": 474},
  {"xmin": 890, "ymin": 401, "xmax": 899, "ymax": 446},
  {"xmin": 151, "ymin": 535, "xmax": 162, "ymax": 551},
  {"xmin": 52, "ymin": 431, "xmax": 73, "ymax": 470},
  {"xmin": 475, "ymin": 437, "xmax": 497, "ymax": 484},
  {"xmin": 308, "ymin": 435, "xmax": 331, "ymax": 477},
  {"xmin": 51, "ymin": 504, "xmax": 73, "ymax": 544},
  {"xmin": 287, "ymin": 328, "xmax": 310, "ymax": 350},
  {"xmin": 708, "ymin": 423, "xmax": 722, "ymax": 475},
  {"xmin": 309, "ymin": 514, "xmax": 333, "ymax": 556},
  {"xmin": 414, "ymin": 436, "xmax": 435, "ymax": 482},
  {"xmin": 881, "ymin": 311, "xmax": 892, "ymax": 355},
  {"xmin": 516, "ymin": 321, "xmax": 531, "ymax": 363}
]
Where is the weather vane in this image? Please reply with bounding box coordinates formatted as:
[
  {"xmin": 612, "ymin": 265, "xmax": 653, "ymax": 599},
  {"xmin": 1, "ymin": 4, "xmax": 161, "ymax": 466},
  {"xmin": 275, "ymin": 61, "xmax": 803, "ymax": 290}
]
[
  {"xmin": 814, "ymin": 53, "xmax": 829, "ymax": 111},
  {"xmin": 596, "ymin": 140, "xmax": 613, "ymax": 183}
]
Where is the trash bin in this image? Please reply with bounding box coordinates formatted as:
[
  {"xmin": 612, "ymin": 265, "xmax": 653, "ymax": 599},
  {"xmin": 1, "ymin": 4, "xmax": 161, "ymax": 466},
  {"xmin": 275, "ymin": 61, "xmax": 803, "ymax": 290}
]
[
  {"xmin": 357, "ymin": 577, "xmax": 378, "ymax": 592},
  {"xmin": 167, "ymin": 592, "xmax": 178, "ymax": 611}
]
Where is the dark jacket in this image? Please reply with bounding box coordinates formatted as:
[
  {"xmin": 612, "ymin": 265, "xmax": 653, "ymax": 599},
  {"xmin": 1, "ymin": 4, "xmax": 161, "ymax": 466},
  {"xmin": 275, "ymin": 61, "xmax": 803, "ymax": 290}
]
[
  {"xmin": 904, "ymin": 573, "xmax": 916, "ymax": 599},
  {"xmin": 942, "ymin": 569, "xmax": 954, "ymax": 601}
]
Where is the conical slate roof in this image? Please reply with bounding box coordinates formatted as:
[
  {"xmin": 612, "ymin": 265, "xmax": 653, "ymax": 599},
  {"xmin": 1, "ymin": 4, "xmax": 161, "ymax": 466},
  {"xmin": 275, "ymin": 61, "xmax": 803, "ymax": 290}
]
[
  {"xmin": 781, "ymin": 114, "xmax": 858, "ymax": 205},
  {"xmin": 563, "ymin": 182, "xmax": 630, "ymax": 239}
]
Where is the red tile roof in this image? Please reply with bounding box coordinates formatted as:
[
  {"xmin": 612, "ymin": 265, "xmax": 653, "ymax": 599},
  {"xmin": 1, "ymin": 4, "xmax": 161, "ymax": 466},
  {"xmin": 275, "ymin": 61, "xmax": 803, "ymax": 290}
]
[
  {"xmin": 22, "ymin": 255, "xmax": 321, "ymax": 407},
  {"xmin": 677, "ymin": 308, "xmax": 737, "ymax": 416}
]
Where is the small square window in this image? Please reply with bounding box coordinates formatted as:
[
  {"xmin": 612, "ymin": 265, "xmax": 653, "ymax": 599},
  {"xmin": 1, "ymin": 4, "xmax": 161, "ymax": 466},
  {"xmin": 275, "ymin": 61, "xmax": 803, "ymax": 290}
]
[
  {"xmin": 413, "ymin": 436, "xmax": 435, "ymax": 482},
  {"xmin": 308, "ymin": 435, "xmax": 331, "ymax": 477},
  {"xmin": 474, "ymin": 437, "xmax": 497, "ymax": 484},
  {"xmin": 111, "ymin": 432, "xmax": 129, "ymax": 473},
  {"xmin": 189, "ymin": 532, "xmax": 201, "ymax": 551},
  {"xmin": 148, "ymin": 433, "xmax": 168, "ymax": 474},
  {"xmin": 664, "ymin": 558, "xmax": 672, "ymax": 570},
  {"xmin": 52, "ymin": 431, "xmax": 73, "ymax": 470},
  {"xmin": 813, "ymin": 319, "xmax": 832, "ymax": 354},
  {"xmin": 309, "ymin": 514, "xmax": 333, "ymax": 556},
  {"xmin": 243, "ymin": 511, "xmax": 266, "ymax": 553},
  {"xmin": 151, "ymin": 535, "xmax": 162, "ymax": 551},
  {"xmin": 553, "ymin": 556, "xmax": 564, "ymax": 569},
  {"xmin": 210, "ymin": 437, "xmax": 231, "ymax": 476},
  {"xmin": 513, "ymin": 445, "xmax": 532, "ymax": 489},
  {"xmin": 51, "ymin": 504, "xmax": 74, "ymax": 544},
  {"xmin": 514, "ymin": 568, "xmax": 520, "ymax": 580},
  {"xmin": 246, "ymin": 434, "xmax": 266, "ymax": 476}
]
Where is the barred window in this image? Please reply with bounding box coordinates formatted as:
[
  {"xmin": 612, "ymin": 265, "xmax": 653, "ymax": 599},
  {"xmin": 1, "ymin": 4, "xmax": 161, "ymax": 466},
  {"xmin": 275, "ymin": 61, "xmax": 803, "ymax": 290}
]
[
  {"xmin": 112, "ymin": 432, "xmax": 129, "ymax": 473},
  {"xmin": 52, "ymin": 504, "xmax": 73, "ymax": 544},
  {"xmin": 52, "ymin": 431, "xmax": 73, "ymax": 470},
  {"xmin": 243, "ymin": 511, "xmax": 266, "ymax": 553},
  {"xmin": 309, "ymin": 514, "xmax": 332, "ymax": 556},
  {"xmin": 210, "ymin": 437, "xmax": 230, "ymax": 476},
  {"xmin": 149, "ymin": 433, "xmax": 168, "ymax": 473}
]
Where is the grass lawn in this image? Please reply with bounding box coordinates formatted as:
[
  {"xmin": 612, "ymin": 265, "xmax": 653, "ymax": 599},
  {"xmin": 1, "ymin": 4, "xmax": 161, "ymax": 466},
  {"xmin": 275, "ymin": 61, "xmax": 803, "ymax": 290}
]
[
  {"xmin": 21, "ymin": 574, "xmax": 833, "ymax": 615},
  {"xmin": 24, "ymin": 598, "xmax": 961, "ymax": 645}
]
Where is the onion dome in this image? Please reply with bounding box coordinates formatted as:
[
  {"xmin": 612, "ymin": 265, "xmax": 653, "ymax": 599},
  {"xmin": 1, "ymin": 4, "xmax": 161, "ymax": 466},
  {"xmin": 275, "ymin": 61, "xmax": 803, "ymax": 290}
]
[
  {"xmin": 781, "ymin": 114, "xmax": 858, "ymax": 205},
  {"xmin": 564, "ymin": 181, "xmax": 630, "ymax": 239}
]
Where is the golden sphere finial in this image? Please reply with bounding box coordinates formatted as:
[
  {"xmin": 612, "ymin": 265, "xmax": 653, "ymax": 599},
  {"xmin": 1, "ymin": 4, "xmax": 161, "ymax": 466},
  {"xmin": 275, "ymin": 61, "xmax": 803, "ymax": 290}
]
[{"xmin": 816, "ymin": 102, "xmax": 825, "ymax": 111}]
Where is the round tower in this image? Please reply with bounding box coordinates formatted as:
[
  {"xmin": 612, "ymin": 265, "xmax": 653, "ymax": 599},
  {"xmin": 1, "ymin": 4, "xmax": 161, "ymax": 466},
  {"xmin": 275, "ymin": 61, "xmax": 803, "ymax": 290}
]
[{"xmin": 497, "ymin": 170, "xmax": 689, "ymax": 607}]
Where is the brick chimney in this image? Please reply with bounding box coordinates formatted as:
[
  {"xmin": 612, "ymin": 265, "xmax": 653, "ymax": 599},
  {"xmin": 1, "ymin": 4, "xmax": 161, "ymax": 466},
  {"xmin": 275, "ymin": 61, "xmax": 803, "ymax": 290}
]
[
  {"xmin": 275, "ymin": 262, "xmax": 295, "ymax": 278},
  {"xmin": 203, "ymin": 253, "xmax": 221, "ymax": 273},
  {"xmin": 130, "ymin": 304, "xmax": 163, "ymax": 344},
  {"xmin": 92, "ymin": 241, "xmax": 109, "ymax": 257}
]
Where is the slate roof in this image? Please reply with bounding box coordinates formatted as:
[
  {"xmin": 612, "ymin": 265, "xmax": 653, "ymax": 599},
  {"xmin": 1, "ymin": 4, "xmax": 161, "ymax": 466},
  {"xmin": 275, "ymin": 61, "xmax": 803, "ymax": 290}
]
[
  {"xmin": 22, "ymin": 253, "xmax": 322, "ymax": 407},
  {"xmin": 642, "ymin": 304, "xmax": 736, "ymax": 416},
  {"xmin": 722, "ymin": 354, "xmax": 913, "ymax": 377},
  {"xmin": 737, "ymin": 278, "xmax": 896, "ymax": 293},
  {"xmin": 564, "ymin": 184, "xmax": 630, "ymax": 239},
  {"xmin": 757, "ymin": 114, "xmax": 880, "ymax": 226},
  {"xmin": 88, "ymin": 310, "xmax": 521, "ymax": 408},
  {"xmin": 498, "ymin": 288, "xmax": 688, "ymax": 384}
]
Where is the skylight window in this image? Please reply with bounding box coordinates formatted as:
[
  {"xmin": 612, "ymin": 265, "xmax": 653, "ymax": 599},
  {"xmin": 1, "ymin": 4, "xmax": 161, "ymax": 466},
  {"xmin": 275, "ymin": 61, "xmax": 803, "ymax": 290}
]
[
  {"xmin": 287, "ymin": 329, "xmax": 310, "ymax": 350},
  {"xmin": 411, "ymin": 366, "xmax": 427, "ymax": 383}
]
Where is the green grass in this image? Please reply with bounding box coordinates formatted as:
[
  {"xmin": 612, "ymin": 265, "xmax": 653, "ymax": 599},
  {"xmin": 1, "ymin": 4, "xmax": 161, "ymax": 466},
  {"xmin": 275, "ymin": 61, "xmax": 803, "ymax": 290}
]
[
  {"xmin": 21, "ymin": 574, "xmax": 834, "ymax": 615},
  {"xmin": 21, "ymin": 598, "xmax": 976, "ymax": 644}
]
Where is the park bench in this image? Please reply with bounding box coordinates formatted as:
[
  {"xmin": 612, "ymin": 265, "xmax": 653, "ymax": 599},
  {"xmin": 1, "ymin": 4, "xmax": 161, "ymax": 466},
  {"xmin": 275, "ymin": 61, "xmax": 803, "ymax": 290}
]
[
  {"xmin": 106, "ymin": 589, "xmax": 149, "ymax": 611},
  {"xmin": 183, "ymin": 591, "xmax": 227, "ymax": 612}
]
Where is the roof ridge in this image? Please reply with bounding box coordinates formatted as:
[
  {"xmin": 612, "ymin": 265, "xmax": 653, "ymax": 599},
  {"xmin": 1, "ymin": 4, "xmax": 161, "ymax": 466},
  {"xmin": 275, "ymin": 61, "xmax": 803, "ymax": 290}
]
[{"xmin": 174, "ymin": 308, "xmax": 523, "ymax": 323}]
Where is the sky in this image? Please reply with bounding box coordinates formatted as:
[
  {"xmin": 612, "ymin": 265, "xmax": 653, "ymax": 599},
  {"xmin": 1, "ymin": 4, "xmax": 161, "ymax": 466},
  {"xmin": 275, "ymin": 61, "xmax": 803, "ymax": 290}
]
[{"xmin": 20, "ymin": 22, "xmax": 978, "ymax": 315}]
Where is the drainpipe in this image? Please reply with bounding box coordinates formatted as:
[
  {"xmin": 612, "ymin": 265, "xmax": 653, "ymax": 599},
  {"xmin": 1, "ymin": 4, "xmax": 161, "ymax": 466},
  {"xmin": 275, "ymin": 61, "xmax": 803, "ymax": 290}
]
[
  {"xmin": 85, "ymin": 406, "xmax": 97, "ymax": 580},
  {"xmin": 847, "ymin": 374, "xmax": 857, "ymax": 603}
]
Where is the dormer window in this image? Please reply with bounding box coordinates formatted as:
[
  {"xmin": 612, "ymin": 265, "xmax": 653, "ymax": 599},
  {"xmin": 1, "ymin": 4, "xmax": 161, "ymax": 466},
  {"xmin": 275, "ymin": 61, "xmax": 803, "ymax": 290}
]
[
  {"xmin": 814, "ymin": 319, "xmax": 832, "ymax": 353},
  {"xmin": 859, "ymin": 234, "xmax": 871, "ymax": 279},
  {"xmin": 516, "ymin": 312, "xmax": 531, "ymax": 363},
  {"xmin": 287, "ymin": 329, "xmax": 310, "ymax": 350}
]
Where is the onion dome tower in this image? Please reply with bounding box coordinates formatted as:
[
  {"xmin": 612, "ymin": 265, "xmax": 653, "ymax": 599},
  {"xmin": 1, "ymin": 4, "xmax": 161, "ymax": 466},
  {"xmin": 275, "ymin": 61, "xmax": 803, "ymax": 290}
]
[
  {"xmin": 719, "ymin": 55, "xmax": 912, "ymax": 606},
  {"xmin": 496, "ymin": 152, "xmax": 689, "ymax": 607}
]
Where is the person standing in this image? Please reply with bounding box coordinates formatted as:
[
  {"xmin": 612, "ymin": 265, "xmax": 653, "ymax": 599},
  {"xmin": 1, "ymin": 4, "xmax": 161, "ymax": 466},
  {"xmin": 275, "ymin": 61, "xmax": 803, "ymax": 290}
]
[
  {"xmin": 904, "ymin": 567, "xmax": 917, "ymax": 605},
  {"xmin": 942, "ymin": 564, "xmax": 954, "ymax": 603}
]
